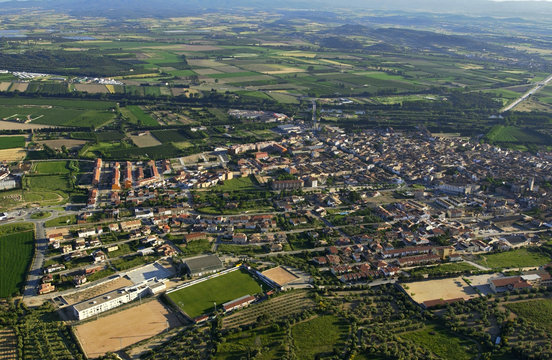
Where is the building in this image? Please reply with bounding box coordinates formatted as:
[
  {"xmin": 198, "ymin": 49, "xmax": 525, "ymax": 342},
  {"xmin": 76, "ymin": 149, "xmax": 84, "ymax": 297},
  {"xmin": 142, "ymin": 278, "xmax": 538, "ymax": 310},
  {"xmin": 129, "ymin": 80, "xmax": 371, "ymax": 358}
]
[
  {"xmin": 124, "ymin": 161, "xmax": 133, "ymax": 188},
  {"xmin": 120, "ymin": 219, "xmax": 142, "ymax": 232},
  {"xmin": 71, "ymin": 279, "xmax": 166, "ymax": 320},
  {"xmin": 92, "ymin": 158, "xmax": 102, "ymax": 185},
  {"xmin": 271, "ymin": 179, "xmax": 304, "ymax": 190},
  {"xmin": 183, "ymin": 255, "xmax": 224, "ymax": 277},
  {"xmin": 222, "ymin": 294, "xmax": 255, "ymax": 312},
  {"xmin": 112, "ymin": 162, "xmax": 121, "ymax": 191}
]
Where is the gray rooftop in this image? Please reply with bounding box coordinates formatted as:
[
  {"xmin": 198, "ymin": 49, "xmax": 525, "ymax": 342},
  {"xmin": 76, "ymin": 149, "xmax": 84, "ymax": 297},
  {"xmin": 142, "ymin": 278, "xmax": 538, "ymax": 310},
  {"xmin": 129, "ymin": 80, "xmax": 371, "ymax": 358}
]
[{"xmin": 184, "ymin": 255, "xmax": 223, "ymax": 273}]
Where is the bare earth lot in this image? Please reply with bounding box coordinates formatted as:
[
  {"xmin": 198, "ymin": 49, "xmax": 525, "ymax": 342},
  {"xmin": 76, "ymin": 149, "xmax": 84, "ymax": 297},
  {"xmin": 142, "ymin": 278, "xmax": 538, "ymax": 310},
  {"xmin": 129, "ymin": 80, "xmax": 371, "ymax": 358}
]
[
  {"xmin": 404, "ymin": 276, "xmax": 479, "ymax": 304},
  {"xmin": 262, "ymin": 266, "xmax": 299, "ymax": 286},
  {"xmin": 74, "ymin": 299, "xmax": 182, "ymax": 359},
  {"xmin": 0, "ymin": 148, "xmax": 26, "ymax": 161},
  {"xmin": 129, "ymin": 132, "xmax": 162, "ymax": 148},
  {"xmin": 0, "ymin": 120, "xmax": 55, "ymax": 130},
  {"xmin": 38, "ymin": 139, "xmax": 87, "ymax": 151}
]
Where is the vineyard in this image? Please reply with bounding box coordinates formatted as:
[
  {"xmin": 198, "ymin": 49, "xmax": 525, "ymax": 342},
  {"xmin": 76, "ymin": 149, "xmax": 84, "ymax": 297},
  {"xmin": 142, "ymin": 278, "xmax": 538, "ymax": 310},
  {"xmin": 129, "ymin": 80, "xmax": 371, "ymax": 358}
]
[
  {"xmin": 0, "ymin": 230, "xmax": 34, "ymax": 298},
  {"xmin": 222, "ymin": 291, "xmax": 315, "ymax": 329},
  {"xmin": 0, "ymin": 328, "xmax": 16, "ymax": 360}
]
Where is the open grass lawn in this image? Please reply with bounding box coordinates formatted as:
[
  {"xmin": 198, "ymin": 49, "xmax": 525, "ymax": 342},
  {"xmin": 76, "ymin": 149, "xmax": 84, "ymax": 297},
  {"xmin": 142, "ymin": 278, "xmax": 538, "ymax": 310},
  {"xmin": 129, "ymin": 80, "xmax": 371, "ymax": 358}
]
[
  {"xmin": 0, "ymin": 228, "xmax": 34, "ymax": 297},
  {"xmin": 400, "ymin": 324, "xmax": 475, "ymax": 360},
  {"xmin": 292, "ymin": 315, "xmax": 349, "ymax": 359},
  {"xmin": 33, "ymin": 160, "xmax": 69, "ymax": 174},
  {"xmin": 216, "ymin": 325, "xmax": 286, "ymax": 360},
  {"xmin": 45, "ymin": 214, "xmax": 76, "ymax": 227},
  {"xmin": 211, "ymin": 176, "xmax": 258, "ymax": 192},
  {"xmin": 0, "ymin": 135, "xmax": 25, "ymax": 149},
  {"xmin": 476, "ymin": 248, "xmax": 551, "ymax": 270},
  {"xmin": 179, "ymin": 238, "xmax": 212, "ymax": 256},
  {"xmin": 408, "ymin": 262, "xmax": 478, "ymax": 277},
  {"xmin": 506, "ymin": 299, "xmax": 552, "ymax": 332},
  {"xmin": 166, "ymin": 269, "xmax": 263, "ymax": 318}
]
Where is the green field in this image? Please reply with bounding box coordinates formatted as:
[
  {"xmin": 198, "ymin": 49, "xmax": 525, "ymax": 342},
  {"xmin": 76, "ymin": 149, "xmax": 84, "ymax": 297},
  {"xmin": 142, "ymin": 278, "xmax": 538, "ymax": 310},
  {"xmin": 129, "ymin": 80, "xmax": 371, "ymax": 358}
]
[
  {"xmin": 291, "ymin": 315, "xmax": 349, "ymax": 359},
  {"xmin": 45, "ymin": 214, "xmax": 76, "ymax": 227},
  {"xmin": 400, "ymin": 324, "xmax": 475, "ymax": 360},
  {"xmin": 0, "ymin": 226, "xmax": 34, "ymax": 297},
  {"xmin": 123, "ymin": 105, "xmax": 158, "ymax": 126},
  {"xmin": 216, "ymin": 325, "xmax": 286, "ymax": 360},
  {"xmin": 485, "ymin": 125, "xmax": 552, "ymax": 145},
  {"xmin": 0, "ymin": 98, "xmax": 116, "ymax": 128},
  {"xmin": 33, "ymin": 161, "xmax": 70, "ymax": 174},
  {"xmin": 210, "ymin": 176, "xmax": 259, "ymax": 192},
  {"xmin": 30, "ymin": 211, "xmax": 51, "ymax": 220},
  {"xmin": 408, "ymin": 262, "xmax": 478, "ymax": 277},
  {"xmin": 0, "ymin": 135, "xmax": 25, "ymax": 149},
  {"xmin": 166, "ymin": 269, "xmax": 263, "ymax": 318},
  {"xmin": 506, "ymin": 299, "xmax": 552, "ymax": 332},
  {"xmin": 476, "ymin": 248, "xmax": 552, "ymax": 270}
]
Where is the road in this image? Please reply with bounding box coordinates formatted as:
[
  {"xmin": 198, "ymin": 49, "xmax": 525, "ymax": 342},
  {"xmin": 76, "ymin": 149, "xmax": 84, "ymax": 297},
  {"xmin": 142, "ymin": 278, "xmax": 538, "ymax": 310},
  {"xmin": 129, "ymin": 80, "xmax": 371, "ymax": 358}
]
[{"xmin": 501, "ymin": 73, "xmax": 552, "ymax": 112}]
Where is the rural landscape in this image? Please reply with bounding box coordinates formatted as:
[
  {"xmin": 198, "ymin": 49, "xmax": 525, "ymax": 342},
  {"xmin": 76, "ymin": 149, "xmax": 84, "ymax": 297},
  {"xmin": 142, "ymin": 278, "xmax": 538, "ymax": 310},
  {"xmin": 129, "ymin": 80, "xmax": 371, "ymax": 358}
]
[{"xmin": 1, "ymin": 0, "xmax": 552, "ymax": 359}]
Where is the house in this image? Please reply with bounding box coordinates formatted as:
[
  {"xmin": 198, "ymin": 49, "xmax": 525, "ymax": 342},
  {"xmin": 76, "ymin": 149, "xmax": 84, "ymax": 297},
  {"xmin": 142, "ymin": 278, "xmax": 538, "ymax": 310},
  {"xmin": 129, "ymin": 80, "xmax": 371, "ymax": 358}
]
[
  {"xmin": 38, "ymin": 283, "xmax": 55, "ymax": 295},
  {"xmin": 222, "ymin": 295, "xmax": 255, "ymax": 312},
  {"xmin": 233, "ymin": 233, "xmax": 248, "ymax": 244},
  {"xmin": 489, "ymin": 276, "xmax": 532, "ymax": 293}
]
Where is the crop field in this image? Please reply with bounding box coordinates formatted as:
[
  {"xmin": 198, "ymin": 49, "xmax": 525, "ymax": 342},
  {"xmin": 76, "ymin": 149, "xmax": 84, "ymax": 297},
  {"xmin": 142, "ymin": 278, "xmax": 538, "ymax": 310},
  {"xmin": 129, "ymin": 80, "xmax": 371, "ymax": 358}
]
[
  {"xmin": 291, "ymin": 315, "xmax": 349, "ymax": 359},
  {"xmin": 506, "ymin": 299, "xmax": 552, "ymax": 332},
  {"xmin": 74, "ymin": 300, "xmax": 182, "ymax": 359},
  {"xmin": 215, "ymin": 324, "xmax": 286, "ymax": 360},
  {"xmin": 0, "ymin": 98, "xmax": 116, "ymax": 128},
  {"xmin": 485, "ymin": 126, "xmax": 552, "ymax": 145},
  {"xmin": 121, "ymin": 105, "xmax": 158, "ymax": 126},
  {"xmin": 151, "ymin": 129, "xmax": 192, "ymax": 143},
  {"xmin": 129, "ymin": 132, "xmax": 162, "ymax": 148},
  {"xmin": 166, "ymin": 269, "xmax": 264, "ymax": 318},
  {"xmin": 400, "ymin": 324, "xmax": 475, "ymax": 360},
  {"xmin": 0, "ymin": 135, "xmax": 25, "ymax": 149},
  {"xmin": 0, "ymin": 229, "xmax": 34, "ymax": 297},
  {"xmin": 0, "ymin": 327, "xmax": 16, "ymax": 360},
  {"xmin": 0, "ymin": 148, "xmax": 26, "ymax": 161},
  {"xmin": 222, "ymin": 291, "xmax": 315, "ymax": 329},
  {"xmin": 475, "ymin": 248, "xmax": 552, "ymax": 270}
]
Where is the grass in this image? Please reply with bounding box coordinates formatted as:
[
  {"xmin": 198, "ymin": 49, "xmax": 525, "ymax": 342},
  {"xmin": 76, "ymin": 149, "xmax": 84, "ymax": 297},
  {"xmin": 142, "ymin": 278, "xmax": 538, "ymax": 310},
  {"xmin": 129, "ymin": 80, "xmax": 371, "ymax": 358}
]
[
  {"xmin": 0, "ymin": 229, "xmax": 34, "ymax": 297},
  {"xmin": 408, "ymin": 262, "xmax": 478, "ymax": 276},
  {"xmin": 33, "ymin": 161, "xmax": 70, "ymax": 174},
  {"xmin": 179, "ymin": 238, "xmax": 212, "ymax": 256},
  {"xmin": 217, "ymin": 244, "xmax": 268, "ymax": 256},
  {"xmin": 0, "ymin": 222, "xmax": 34, "ymax": 236},
  {"xmin": 211, "ymin": 176, "xmax": 258, "ymax": 192},
  {"xmin": 0, "ymin": 135, "xmax": 25, "ymax": 149},
  {"xmin": 476, "ymin": 248, "xmax": 552, "ymax": 270},
  {"xmin": 291, "ymin": 315, "xmax": 349, "ymax": 359},
  {"xmin": 30, "ymin": 211, "xmax": 51, "ymax": 220},
  {"xmin": 506, "ymin": 299, "xmax": 552, "ymax": 332},
  {"xmin": 123, "ymin": 105, "xmax": 158, "ymax": 126},
  {"xmin": 400, "ymin": 324, "xmax": 475, "ymax": 360},
  {"xmin": 44, "ymin": 214, "xmax": 76, "ymax": 228},
  {"xmin": 485, "ymin": 125, "xmax": 552, "ymax": 145},
  {"xmin": 215, "ymin": 325, "xmax": 286, "ymax": 360},
  {"xmin": 166, "ymin": 269, "xmax": 263, "ymax": 318}
]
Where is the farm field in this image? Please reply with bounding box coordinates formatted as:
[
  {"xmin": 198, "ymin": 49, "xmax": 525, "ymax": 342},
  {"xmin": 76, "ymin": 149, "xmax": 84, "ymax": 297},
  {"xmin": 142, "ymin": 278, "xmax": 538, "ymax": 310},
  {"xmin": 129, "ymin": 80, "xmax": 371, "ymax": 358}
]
[
  {"xmin": 0, "ymin": 227, "xmax": 34, "ymax": 297},
  {"xmin": 475, "ymin": 248, "xmax": 552, "ymax": 270},
  {"xmin": 129, "ymin": 132, "xmax": 162, "ymax": 148},
  {"xmin": 166, "ymin": 269, "xmax": 264, "ymax": 318},
  {"xmin": 215, "ymin": 325, "xmax": 286, "ymax": 360},
  {"xmin": 0, "ymin": 135, "xmax": 25, "ymax": 149},
  {"xmin": 506, "ymin": 299, "xmax": 552, "ymax": 332},
  {"xmin": 0, "ymin": 327, "xmax": 17, "ymax": 360},
  {"xmin": 400, "ymin": 324, "xmax": 475, "ymax": 360},
  {"xmin": 291, "ymin": 315, "xmax": 349, "ymax": 359},
  {"xmin": 74, "ymin": 299, "xmax": 181, "ymax": 358},
  {"xmin": 485, "ymin": 125, "xmax": 552, "ymax": 145},
  {"xmin": 37, "ymin": 139, "xmax": 87, "ymax": 151},
  {"xmin": 222, "ymin": 291, "xmax": 315, "ymax": 329},
  {"xmin": 0, "ymin": 148, "xmax": 26, "ymax": 161},
  {"xmin": 402, "ymin": 277, "xmax": 479, "ymax": 305},
  {"xmin": 122, "ymin": 105, "xmax": 158, "ymax": 126}
]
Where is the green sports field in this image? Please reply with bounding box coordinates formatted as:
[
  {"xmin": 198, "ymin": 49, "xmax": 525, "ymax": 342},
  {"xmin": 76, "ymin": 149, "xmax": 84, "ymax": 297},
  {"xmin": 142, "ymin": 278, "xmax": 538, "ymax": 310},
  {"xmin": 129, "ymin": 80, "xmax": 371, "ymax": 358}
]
[
  {"xmin": 166, "ymin": 269, "xmax": 264, "ymax": 318},
  {"xmin": 0, "ymin": 225, "xmax": 34, "ymax": 298}
]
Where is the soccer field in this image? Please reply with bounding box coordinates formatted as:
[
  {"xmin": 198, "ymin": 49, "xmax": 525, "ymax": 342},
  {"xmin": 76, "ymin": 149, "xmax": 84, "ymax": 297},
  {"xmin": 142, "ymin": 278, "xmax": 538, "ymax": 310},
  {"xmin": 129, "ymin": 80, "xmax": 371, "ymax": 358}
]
[{"xmin": 166, "ymin": 269, "xmax": 264, "ymax": 318}]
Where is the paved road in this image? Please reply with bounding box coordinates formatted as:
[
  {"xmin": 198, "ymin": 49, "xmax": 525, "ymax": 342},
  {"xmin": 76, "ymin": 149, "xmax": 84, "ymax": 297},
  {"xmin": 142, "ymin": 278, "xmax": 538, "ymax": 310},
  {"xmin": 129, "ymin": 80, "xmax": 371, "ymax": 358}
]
[
  {"xmin": 501, "ymin": 73, "xmax": 552, "ymax": 112},
  {"xmin": 23, "ymin": 221, "xmax": 47, "ymax": 297}
]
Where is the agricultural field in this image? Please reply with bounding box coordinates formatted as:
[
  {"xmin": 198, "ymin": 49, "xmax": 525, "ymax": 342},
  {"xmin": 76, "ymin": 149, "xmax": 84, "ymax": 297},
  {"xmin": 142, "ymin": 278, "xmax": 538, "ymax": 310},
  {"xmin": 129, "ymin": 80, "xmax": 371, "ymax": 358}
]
[
  {"xmin": 0, "ymin": 135, "xmax": 25, "ymax": 149},
  {"xmin": 32, "ymin": 160, "xmax": 70, "ymax": 174},
  {"xmin": 0, "ymin": 148, "xmax": 26, "ymax": 161},
  {"xmin": 475, "ymin": 248, "xmax": 552, "ymax": 270},
  {"xmin": 121, "ymin": 105, "xmax": 158, "ymax": 126},
  {"xmin": 222, "ymin": 291, "xmax": 315, "ymax": 329},
  {"xmin": 0, "ymin": 98, "xmax": 116, "ymax": 128},
  {"xmin": 166, "ymin": 269, "xmax": 264, "ymax": 318},
  {"xmin": 74, "ymin": 300, "xmax": 182, "ymax": 359},
  {"xmin": 129, "ymin": 132, "xmax": 162, "ymax": 148},
  {"xmin": 291, "ymin": 315, "xmax": 349, "ymax": 359},
  {"xmin": 485, "ymin": 125, "xmax": 552, "ymax": 145},
  {"xmin": 0, "ymin": 225, "xmax": 34, "ymax": 298},
  {"xmin": 400, "ymin": 324, "xmax": 476, "ymax": 360},
  {"xmin": 0, "ymin": 327, "xmax": 17, "ymax": 360},
  {"xmin": 215, "ymin": 325, "xmax": 286, "ymax": 360},
  {"xmin": 506, "ymin": 299, "xmax": 552, "ymax": 332}
]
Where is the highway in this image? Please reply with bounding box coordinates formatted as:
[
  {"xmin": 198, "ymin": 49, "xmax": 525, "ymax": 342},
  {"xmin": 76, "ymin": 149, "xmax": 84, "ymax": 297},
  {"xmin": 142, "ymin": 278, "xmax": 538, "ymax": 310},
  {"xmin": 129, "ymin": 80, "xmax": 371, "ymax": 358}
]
[{"xmin": 501, "ymin": 73, "xmax": 552, "ymax": 112}]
